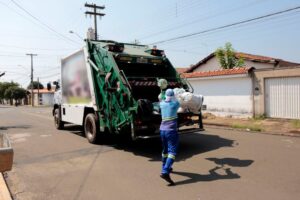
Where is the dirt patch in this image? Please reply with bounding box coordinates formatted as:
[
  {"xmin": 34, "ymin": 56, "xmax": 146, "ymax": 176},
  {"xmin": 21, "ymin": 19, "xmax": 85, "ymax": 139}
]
[{"xmin": 203, "ymin": 113, "xmax": 300, "ymax": 136}]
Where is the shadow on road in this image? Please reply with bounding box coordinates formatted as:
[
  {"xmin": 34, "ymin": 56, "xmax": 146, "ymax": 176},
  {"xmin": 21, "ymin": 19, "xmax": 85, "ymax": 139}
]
[
  {"xmin": 172, "ymin": 157, "xmax": 254, "ymax": 185},
  {"xmin": 62, "ymin": 125, "xmax": 85, "ymax": 137},
  {"xmin": 0, "ymin": 125, "xmax": 31, "ymax": 130},
  {"xmin": 60, "ymin": 126, "xmax": 237, "ymax": 163},
  {"xmin": 116, "ymin": 132, "xmax": 236, "ymax": 162},
  {"xmin": 206, "ymin": 157, "xmax": 254, "ymax": 167}
]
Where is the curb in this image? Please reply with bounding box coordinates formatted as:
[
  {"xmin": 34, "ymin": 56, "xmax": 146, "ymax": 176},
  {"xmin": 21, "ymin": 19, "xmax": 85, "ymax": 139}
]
[
  {"xmin": 0, "ymin": 173, "xmax": 12, "ymax": 200},
  {"xmin": 204, "ymin": 123, "xmax": 300, "ymax": 138}
]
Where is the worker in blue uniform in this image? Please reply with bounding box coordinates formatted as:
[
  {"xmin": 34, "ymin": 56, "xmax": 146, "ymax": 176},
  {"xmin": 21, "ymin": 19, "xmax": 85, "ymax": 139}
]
[{"xmin": 159, "ymin": 88, "xmax": 180, "ymax": 185}]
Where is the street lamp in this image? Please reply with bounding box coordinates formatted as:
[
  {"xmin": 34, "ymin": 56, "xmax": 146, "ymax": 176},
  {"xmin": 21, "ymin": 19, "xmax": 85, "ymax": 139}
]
[
  {"xmin": 69, "ymin": 30, "xmax": 84, "ymax": 41},
  {"xmin": 0, "ymin": 72, "xmax": 5, "ymax": 77}
]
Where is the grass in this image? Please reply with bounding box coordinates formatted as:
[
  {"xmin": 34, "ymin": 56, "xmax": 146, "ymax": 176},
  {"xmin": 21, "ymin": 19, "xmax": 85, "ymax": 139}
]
[
  {"xmin": 252, "ymin": 114, "xmax": 266, "ymax": 121},
  {"xmin": 291, "ymin": 119, "xmax": 300, "ymax": 129},
  {"xmin": 231, "ymin": 123, "xmax": 263, "ymax": 132}
]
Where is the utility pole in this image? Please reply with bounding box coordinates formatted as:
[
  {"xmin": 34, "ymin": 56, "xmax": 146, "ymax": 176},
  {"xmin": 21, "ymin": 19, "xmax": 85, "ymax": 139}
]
[
  {"xmin": 37, "ymin": 77, "xmax": 40, "ymax": 106},
  {"xmin": 26, "ymin": 53, "xmax": 37, "ymax": 107},
  {"xmin": 84, "ymin": 3, "xmax": 105, "ymax": 40}
]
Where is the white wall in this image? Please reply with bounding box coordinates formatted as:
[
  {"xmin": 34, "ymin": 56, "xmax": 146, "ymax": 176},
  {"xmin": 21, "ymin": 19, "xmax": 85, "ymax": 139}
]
[
  {"xmin": 188, "ymin": 75, "xmax": 253, "ymax": 118},
  {"xmin": 42, "ymin": 93, "xmax": 54, "ymax": 106},
  {"xmin": 33, "ymin": 93, "xmax": 54, "ymax": 106},
  {"xmin": 243, "ymin": 60, "xmax": 273, "ymax": 69},
  {"xmin": 194, "ymin": 57, "xmax": 220, "ymax": 72}
]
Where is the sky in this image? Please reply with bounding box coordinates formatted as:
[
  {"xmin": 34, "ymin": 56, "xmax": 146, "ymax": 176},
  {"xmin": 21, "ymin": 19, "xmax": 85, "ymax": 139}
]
[{"xmin": 0, "ymin": 0, "xmax": 299, "ymax": 88}]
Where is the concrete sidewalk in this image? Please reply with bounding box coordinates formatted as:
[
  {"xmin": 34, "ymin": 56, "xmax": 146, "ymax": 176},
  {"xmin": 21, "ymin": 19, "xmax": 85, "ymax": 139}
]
[{"xmin": 0, "ymin": 173, "xmax": 11, "ymax": 200}]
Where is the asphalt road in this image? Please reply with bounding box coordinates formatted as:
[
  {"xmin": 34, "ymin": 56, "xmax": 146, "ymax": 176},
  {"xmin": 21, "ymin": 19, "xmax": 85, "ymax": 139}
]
[{"xmin": 0, "ymin": 106, "xmax": 300, "ymax": 200}]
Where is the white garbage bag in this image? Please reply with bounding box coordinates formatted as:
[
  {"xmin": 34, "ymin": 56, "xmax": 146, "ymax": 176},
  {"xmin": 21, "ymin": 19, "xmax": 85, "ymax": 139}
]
[
  {"xmin": 177, "ymin": 92, "xmax": 204, "ymax": 113},
  {"xmin": 173, "ymin": 88, "xmax": 185, "ymax": 98}
]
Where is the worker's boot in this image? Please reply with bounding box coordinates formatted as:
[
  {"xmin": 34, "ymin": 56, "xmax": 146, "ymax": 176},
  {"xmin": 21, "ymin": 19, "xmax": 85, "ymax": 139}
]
[{"xmin": 160, "ymin": 173, "xmax": 175, "ymax": 186}]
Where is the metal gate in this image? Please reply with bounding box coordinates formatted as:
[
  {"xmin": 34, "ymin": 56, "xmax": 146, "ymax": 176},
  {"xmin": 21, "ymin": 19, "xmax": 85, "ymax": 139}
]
[{"xmin": 265, "ymin": 77, "xmax": 300, "ymax": 119}]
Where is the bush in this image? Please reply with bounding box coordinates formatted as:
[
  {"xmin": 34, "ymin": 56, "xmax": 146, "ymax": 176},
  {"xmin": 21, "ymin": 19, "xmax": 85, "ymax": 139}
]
[
  {"xmin": 292, "ymin": 120, "xmax": 300, "ymax": 129},
  {"xmin": 231, "ymin": 123, "xmax": 263, "ymax": 132}
]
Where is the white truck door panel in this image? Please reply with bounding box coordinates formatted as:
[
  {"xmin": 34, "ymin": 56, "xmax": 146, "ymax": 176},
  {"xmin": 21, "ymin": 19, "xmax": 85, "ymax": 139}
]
[{"xmin": 61, "ymin": 105, "xmax": 85, "ymax": 125}]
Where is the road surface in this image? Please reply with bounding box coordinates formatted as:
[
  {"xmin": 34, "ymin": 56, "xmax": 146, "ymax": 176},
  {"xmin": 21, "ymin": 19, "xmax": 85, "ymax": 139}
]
[{"xmin": 0, "ymin": 106, "xmax": 300, "ymax": 200}]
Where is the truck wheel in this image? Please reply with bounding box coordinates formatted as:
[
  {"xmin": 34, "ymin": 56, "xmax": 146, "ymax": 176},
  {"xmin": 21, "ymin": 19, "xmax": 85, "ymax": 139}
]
[
  {"xmin": 84, "ymin": 113, "xmax": 99, "ymax": 144},
  {"xmin": 54, "ymin": 108, "xmax": 64, "ymax": 130}
]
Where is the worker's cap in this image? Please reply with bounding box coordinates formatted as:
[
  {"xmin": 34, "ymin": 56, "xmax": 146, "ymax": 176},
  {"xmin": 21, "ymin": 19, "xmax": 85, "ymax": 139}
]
[
  {"xmin": 165, "ymin": 89, "xmax": 174, "ymax": 97},
  {"xmin": 165, "ymin": 89, "xmax": 175, "ymax": 102}
]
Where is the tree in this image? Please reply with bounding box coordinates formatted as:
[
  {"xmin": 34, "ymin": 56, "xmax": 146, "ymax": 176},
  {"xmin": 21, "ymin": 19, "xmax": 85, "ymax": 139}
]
[
  {"xmin": 0, "ymin": 82, "xmax": 19, "ymax": 103},
  {"xmin": 215, "ymin": 42, "xmax": 244, "ymax": 69},
  {"xmin": 12, "ymin": 87, "xmax": 27, "ymax": 101},
  {"xmin": 4, "ymin": 86, "xmax": 17, "ymax": 105},
  {"xmin": 4, "ymin": 86, "xmax": 27, "ymax": 105},
  {"xmin": 27, "ymin": 81, "xmax": 44, "ymax": 89}
]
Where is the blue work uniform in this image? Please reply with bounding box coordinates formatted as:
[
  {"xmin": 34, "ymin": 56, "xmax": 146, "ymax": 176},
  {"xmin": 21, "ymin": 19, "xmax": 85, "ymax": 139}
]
[{"xmin": 160, "ymin": 99, "xmax": 180, "ymax": 175}]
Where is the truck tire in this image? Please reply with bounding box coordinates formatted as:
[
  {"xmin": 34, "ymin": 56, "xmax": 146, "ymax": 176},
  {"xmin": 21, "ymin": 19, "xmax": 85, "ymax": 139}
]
[
  {"xmin": 54, "ymin": 108, "xmax": 64, "ymax": 130},
  {"xmin": 84, "ymin": 113, "xmax": 99, "ymax": 144}
]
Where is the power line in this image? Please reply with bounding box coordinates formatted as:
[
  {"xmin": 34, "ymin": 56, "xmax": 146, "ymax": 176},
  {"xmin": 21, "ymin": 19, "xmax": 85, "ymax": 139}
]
[
  {"xmin": 39, "ymin": 73, "xmax": 60, "ymax": 79},
  {"xmin": 0, "ymin": 54, "xmax": 26, "ymax": 57},
  {"xmin": 0, "ymin": 43, "xmax": 76, "ymax": 51},
  {"xmin": 10, "ymin": 0, "xmax": 80, "ymax": 46},
  {"xmin": 131, "ymin": 0, "xmax": 210, "ymax": 39},
  {"xmin": 160, "ymin": 10, "xmax": 300, "ymax": 50},
  {"xmin": 138, "ymin": 0, "xmax": 266, "ymax": 40},
  {"xmin": 149, "ymin": 6, "xmax": 300, "ymax": 45},
  {"xmin": 0, "ymin": 1, "xmax": 54, "ymax": 35}
]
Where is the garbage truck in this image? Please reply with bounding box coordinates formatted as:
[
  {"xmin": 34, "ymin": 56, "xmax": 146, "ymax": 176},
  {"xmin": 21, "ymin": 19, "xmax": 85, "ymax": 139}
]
[{"xmin": 53, "ymin": 39, "xmax": 204, "ymax": 143}]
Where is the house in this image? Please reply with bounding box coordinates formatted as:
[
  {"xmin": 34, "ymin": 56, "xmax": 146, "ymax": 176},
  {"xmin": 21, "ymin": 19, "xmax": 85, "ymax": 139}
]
[
  {"xmin": 185, "ymin": 52, "xmax": 300, "ymax": 72},
  {"xmin": 28, "ymin": 89, "xmax": 55, "ymax": 106},
  {"xmin": 183, "ymin": 67, "xmax": 254, "ymax": 118},
  {"xmin": 182, "ymin": 52, "xmax": 300, "ymax": 119}
]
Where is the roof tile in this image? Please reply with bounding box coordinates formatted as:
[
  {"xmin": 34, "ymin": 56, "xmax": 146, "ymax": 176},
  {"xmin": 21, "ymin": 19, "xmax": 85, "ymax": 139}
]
[{"xmin": 182, "ymin": 67, "xmax": 251, "ymax": 78}]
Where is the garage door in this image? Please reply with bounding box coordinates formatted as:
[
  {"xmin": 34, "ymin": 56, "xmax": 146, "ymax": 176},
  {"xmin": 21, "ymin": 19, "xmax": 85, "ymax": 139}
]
[{"xmin": 265, "ymin": 77, "xmax": 300, "ymax": 119}]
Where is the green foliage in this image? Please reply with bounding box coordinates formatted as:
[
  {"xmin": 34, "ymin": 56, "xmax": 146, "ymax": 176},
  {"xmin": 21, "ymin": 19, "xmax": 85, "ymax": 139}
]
[
  {"xmin": 4, "ymin": 86, "xmax": 26, "ymax": 100},
  {"xmin": 27, "ymin": 81, "xmax": 44, "ymax": 89},
  {"xmin": 215, "ymin": 42, "xmax": 245, "ymax": 69},
  {"xmin": 253, "ymin": 114, "xmax": 267, "ymax": 121},
  {"xmin": 0, "ymin": 81, "xmax": 19, "ymax": 99},
  {"xmin": 0, "ymin": 81, "xmax": 26, "ymax": 104},
  {"xmin": 13, "ymin": 87, "xmax": 27, "ymax": 100},
  {"xmin": 291, "ymin": 120, "xmax": 300, "ymax": 129},
  {"xmin": 4, "ymin": 86, "xmax": 15, "ymax": 99}
]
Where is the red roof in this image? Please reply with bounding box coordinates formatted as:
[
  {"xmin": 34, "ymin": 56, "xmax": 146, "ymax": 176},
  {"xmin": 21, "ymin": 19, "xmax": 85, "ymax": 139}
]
[
  {"xmin": 182, "ymin": 67, "xmax": 252, "ymax": 78},
  {"xmin": 29, "ymin": 89, "xmax": 55, "ymax": 94},
  {"xmin": 235, "ymin": 52, "xmax": 277, "ymax": 63},
  {"xmin": 175, "ymin": 68, "xmax": 188, "ymax": 73},
  {"xmin": 186, "ymin": 52, "xmax": 300, "ymax": 72}
]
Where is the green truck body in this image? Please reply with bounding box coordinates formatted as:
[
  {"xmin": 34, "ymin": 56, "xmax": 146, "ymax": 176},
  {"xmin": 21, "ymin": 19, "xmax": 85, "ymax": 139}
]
[{"xmin": 53, "ymin": 39, "xmax": 204, "ymax": 143}]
